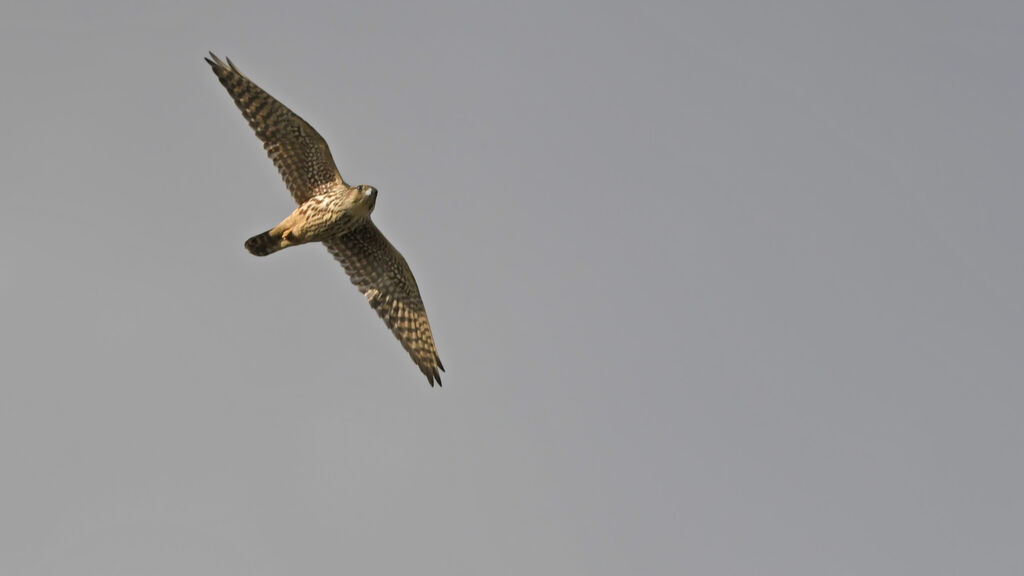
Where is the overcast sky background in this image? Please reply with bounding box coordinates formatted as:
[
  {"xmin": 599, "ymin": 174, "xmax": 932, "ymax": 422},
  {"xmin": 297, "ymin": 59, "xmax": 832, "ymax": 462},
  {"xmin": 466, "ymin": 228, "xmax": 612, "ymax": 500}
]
[{"xmin": 2, "ymin": 2, "xmax": 1022, "ymax": 574}]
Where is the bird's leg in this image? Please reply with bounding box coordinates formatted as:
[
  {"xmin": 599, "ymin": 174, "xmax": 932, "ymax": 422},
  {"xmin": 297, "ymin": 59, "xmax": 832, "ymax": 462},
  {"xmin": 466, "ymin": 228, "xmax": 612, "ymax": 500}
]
[{"xmin": 270, "ymin": 210, "xmax": 308, "ymax": 249}]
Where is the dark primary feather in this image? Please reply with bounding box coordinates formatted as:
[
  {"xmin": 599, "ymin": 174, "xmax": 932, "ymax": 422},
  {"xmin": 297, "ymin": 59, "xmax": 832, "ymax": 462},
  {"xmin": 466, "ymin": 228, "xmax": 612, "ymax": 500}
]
[
  {"xmin": 205, "ymin": 52, "xmax": 348, "ymax": 204},
  {"xmin": 325, "ymin": 223, "xmax": 445, "ymax": 386}
]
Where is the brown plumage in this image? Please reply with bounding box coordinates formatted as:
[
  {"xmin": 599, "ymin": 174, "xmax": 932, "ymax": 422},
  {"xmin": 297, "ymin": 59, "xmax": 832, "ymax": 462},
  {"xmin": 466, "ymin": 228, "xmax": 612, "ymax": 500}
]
[{"xmin": 206, "ymin": 53, "xmax": 445, "ymax": 386}]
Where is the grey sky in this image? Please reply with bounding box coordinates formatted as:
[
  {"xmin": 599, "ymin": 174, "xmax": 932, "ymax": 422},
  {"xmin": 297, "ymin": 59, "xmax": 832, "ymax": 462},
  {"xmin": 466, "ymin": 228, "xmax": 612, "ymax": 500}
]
[{"xmin": 2, "ymin": 1, "xmax": 1022, "ymax": 574}]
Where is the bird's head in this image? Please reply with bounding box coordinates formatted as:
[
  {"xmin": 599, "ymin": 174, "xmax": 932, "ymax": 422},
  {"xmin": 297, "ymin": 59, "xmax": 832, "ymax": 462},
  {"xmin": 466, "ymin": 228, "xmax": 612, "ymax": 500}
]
[{"xmin": 357, "ymin": 184, "xmax": 378, "ymax": 212}]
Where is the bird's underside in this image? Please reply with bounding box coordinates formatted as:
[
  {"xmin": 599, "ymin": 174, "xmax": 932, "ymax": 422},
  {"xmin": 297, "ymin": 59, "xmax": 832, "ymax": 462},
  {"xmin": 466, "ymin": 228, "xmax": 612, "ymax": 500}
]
[{"xmin": 206, "ymin": 53, "xmax": 444, "ymax": 386}]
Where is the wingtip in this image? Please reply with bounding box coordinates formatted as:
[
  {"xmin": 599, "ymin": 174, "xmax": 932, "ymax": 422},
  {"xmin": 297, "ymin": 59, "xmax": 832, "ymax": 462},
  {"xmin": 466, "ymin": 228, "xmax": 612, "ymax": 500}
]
[
  {"xmin": 425, "ymin": 366, "xmax": 442, "ymax": 388},
  {"xmin": 205, "ymin": 52, "xmax": 239, "ymax": 76}
]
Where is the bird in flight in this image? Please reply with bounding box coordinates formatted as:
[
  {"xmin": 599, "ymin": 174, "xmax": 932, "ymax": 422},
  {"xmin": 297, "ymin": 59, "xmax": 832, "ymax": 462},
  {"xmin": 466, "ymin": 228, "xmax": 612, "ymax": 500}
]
[{"xmin": 205, "ymin": 53, "xmax": 444, "ymax": 386}]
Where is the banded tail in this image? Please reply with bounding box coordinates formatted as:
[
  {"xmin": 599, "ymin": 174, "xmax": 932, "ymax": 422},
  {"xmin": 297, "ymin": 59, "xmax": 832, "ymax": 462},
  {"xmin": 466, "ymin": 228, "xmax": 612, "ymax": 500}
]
[{"xmin": 245, "ymin": 230, "xmax": 285, "ymax": 256}]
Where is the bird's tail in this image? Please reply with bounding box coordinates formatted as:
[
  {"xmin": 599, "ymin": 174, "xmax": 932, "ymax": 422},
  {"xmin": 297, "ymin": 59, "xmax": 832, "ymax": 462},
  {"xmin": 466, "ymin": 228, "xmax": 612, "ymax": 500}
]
[{"xmin": 245, "ymin": 230, "xmax": 284, "ymax": 256}]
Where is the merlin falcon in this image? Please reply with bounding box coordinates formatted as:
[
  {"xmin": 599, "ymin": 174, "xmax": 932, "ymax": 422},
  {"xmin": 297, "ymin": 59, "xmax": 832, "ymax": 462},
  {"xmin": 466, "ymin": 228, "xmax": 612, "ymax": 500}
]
[{"xmin": 206, "ymin": 53, "xmax": 444, "ymax": 386}]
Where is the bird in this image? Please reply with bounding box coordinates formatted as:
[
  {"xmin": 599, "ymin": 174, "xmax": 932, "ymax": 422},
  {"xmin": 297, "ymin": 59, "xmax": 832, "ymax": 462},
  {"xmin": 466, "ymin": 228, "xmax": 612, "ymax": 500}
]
[{"xmin": 205, "ymin": 53, "xmax": 444, "ymax": 386}]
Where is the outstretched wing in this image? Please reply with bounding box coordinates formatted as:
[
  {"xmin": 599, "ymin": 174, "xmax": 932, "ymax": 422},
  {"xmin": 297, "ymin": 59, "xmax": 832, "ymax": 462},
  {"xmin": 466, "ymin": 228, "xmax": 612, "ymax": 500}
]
[
  {"xmin": 325, "ymin": 223, "xmax": 445, "ymax": 386},
  {"xmin": 206, "ymin": 53, "xmax": 348, "ymax": 204}
]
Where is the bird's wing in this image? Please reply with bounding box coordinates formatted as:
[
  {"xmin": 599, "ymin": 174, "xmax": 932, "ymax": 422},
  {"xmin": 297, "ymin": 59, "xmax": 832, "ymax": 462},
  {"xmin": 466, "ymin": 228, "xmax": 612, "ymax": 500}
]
[
  {"xmin": 324, "ymin": 223, "xmax": 445, "ymax": 386},
  {"xmin": 206, "ymin": 53, "xmax": 348, "ymax": 204}
]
